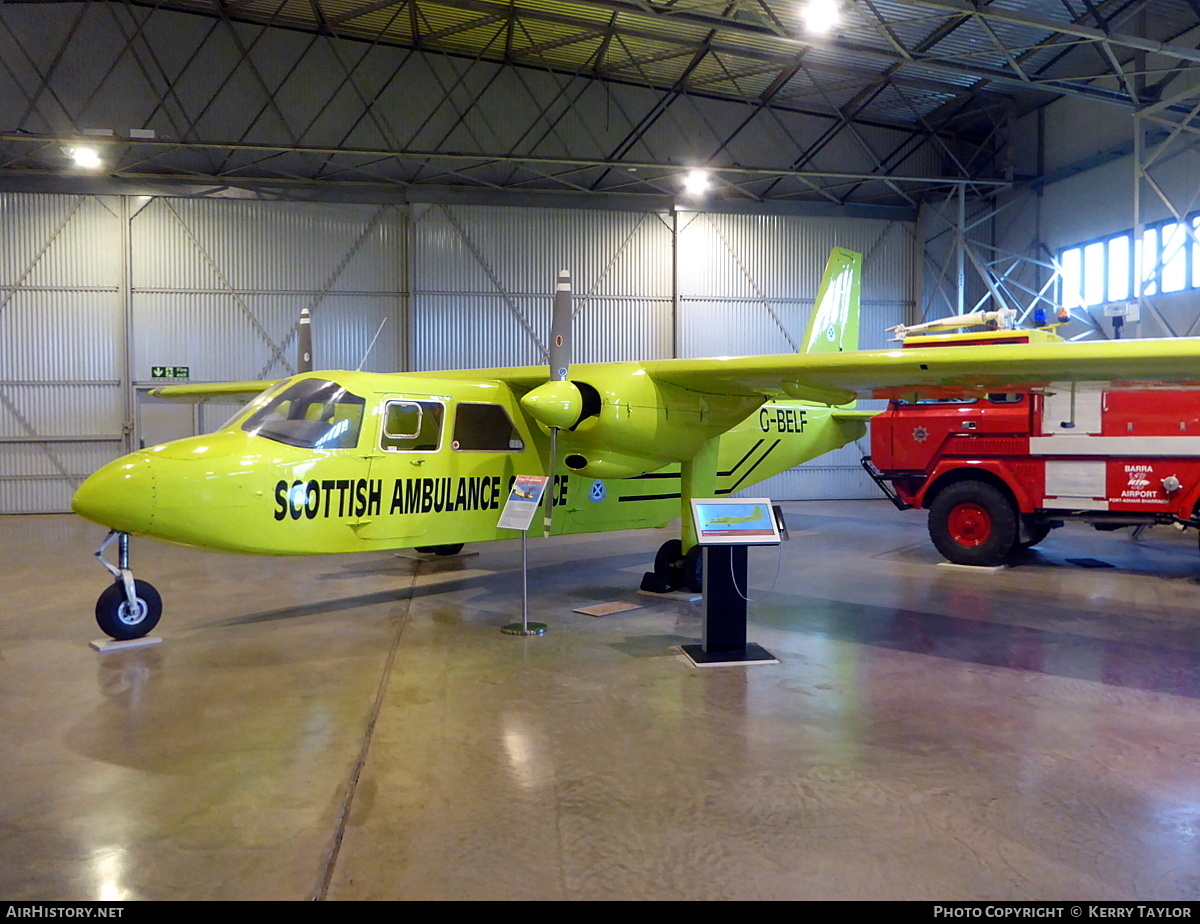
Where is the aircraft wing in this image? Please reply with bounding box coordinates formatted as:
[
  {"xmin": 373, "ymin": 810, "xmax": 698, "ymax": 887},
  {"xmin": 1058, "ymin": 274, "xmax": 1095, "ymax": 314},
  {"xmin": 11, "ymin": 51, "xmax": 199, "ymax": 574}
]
[
  {"xmin": 148, "ymin": 380, "xmax": 279, "ymax": 400},
  {"xmin": 640, "ymin": 337, "xmax": 1200, "ymax": 404}
]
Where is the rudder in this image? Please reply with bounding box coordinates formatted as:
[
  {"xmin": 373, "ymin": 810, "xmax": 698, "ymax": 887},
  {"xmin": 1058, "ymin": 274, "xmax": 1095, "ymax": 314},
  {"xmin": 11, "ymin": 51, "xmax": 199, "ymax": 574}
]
[{"xmin": 800, "ymin": 248, "xmax": 861, "ymax": 355}]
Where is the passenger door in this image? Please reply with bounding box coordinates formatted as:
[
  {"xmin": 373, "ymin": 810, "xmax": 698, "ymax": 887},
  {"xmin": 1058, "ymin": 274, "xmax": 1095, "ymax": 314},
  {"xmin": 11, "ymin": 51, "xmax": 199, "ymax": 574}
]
[{"xmin": 354, "ymin": 397, "xmax": 446, "ymax": 541}]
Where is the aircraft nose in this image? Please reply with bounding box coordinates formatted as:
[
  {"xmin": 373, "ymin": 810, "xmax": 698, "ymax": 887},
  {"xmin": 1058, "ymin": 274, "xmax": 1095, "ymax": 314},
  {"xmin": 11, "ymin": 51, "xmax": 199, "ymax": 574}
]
[{"xmin": 72, "ymin": 453, "xmax": 155, "ymax": 534}]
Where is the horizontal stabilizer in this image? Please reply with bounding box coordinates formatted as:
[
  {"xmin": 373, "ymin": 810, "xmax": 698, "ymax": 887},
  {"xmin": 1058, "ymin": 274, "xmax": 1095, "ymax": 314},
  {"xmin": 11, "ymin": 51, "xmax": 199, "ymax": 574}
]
[{"xmin": 831, "ymin": 410, "xmax": 877, "ymax": 421}]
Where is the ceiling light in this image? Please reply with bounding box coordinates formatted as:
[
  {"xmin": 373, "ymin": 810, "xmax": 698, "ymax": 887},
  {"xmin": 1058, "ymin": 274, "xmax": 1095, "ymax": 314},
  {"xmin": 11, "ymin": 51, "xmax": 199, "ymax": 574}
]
[
  {"xmin": 802, "ymin": 0, "xmax": 840, "ymax": 34},
  {"xmin": 683, "ymin": 169, "xmax": 710, "ymax": 196},
  {"xmin": 69, "ymin": 146, "xmax": 102, "ymax": 169}
]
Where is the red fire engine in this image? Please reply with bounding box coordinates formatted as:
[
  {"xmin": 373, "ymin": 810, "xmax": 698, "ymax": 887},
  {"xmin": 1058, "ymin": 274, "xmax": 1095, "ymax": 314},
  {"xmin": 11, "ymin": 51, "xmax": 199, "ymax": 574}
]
[{"xmin": 864, "ymin": 325, "xmax": 1200, "ymax": 567}]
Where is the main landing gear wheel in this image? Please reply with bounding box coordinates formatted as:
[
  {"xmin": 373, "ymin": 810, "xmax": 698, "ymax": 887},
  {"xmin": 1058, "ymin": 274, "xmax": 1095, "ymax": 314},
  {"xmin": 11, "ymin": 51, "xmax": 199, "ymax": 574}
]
[
  {"xmin": 652, "ymin": 539, "xmax": 703, "ymax": 593},
  {"xmin": 95, "ymin": 579, "xmax": 162, "ymax": 641},
  {"xmin": 928, "ymin": 481, "xmax": 1018, "ymax": 567},
  {"xmin": 681, "ymin": 546, "xmax": 702, "ymax": 593},
  {"xmin": 415, "ymin": 543, "xmax": 465, "ymax": 556},
  {"xmin": 654, "ymin": 539, "xmax": 682, "ymax": 579}
]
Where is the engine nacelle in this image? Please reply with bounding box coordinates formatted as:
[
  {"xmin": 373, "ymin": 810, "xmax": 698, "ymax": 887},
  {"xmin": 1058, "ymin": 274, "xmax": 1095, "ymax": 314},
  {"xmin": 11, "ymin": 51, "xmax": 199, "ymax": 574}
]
[
  {"xmin": 560, "ymin": 449, "xmax": 664, "ymax": 480},
  {"xmin": 520, "ymin": 366, "xmax": 759, "ymax": 478}
]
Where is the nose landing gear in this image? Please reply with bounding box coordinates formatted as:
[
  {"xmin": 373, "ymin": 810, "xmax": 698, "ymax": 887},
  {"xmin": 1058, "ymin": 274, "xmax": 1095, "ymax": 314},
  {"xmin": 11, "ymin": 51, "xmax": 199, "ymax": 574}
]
[{"xmin": 93, "ymin": 531, "xmax": 162, "ymax": 640}]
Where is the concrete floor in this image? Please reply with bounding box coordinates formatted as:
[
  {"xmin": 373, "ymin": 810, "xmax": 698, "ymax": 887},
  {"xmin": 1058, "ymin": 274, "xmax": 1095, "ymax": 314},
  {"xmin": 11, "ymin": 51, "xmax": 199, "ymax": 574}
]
[{"xmin": 5, "ymin": 499, "xmax": 1200, "ymax": 900}]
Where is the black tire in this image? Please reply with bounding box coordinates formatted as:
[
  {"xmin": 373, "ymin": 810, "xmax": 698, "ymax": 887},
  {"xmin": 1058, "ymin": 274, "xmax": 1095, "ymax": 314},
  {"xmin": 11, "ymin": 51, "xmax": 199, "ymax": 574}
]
[
  {"xmin": 682, "ymin": 545, "xmax": 703, "ymax": 593},
  {"xmin": 95, "ymin": 579, "xmax": 162, "ymax": 641},
  {"xmin": 928, "ymin": 481, "xmax": 1018, "ymax": 566},
  {"xmin": 652, "ymin": 539, "xmax": 702, "ymax": 592},
  {"xmin": 414, "ymin": 544, "xmax": 465, "ymax": 556},
  {"xmin": 654, "ymin": 539, "xmax": 682, "ymax": 578}
]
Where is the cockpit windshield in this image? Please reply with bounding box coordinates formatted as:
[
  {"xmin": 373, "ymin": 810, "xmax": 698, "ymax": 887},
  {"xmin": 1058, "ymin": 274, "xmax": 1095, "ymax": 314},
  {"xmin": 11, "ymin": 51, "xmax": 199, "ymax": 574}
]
[{"xmin": 241, "ymin": 378, "xmax": 365, "ymax": 450}]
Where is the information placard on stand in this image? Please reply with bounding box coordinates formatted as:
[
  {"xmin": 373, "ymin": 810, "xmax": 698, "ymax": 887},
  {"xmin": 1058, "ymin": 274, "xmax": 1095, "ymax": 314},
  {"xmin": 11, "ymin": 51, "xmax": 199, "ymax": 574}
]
[
  {"xmin": 499, "ymin": 475, "xmax": 549, "ymax": 637},
  {"xmin": 682, "ymin": 497, "xmax": 781, "ymax": 667},
  {"xmin": 691, "ymin": 498, "xmax": 781, "ymax": 545},
  {"xmin": 497, "ymin": 475, "xmax": 549, "ymax": 531}
]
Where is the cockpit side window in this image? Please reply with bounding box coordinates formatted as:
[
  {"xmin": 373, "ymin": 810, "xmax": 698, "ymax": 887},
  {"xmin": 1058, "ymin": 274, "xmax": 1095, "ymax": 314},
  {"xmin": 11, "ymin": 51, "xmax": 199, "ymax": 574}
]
[
  {"xmin": 241, "ymin": 378, "xmax": 365, "ymax": 450},
  {"xmin": 452, "ymin": 402, "xmax": 525, "ymax": 452},
  {"xmin": 381, "ymin": 400, "xmax": 444, "ymax": 452}
]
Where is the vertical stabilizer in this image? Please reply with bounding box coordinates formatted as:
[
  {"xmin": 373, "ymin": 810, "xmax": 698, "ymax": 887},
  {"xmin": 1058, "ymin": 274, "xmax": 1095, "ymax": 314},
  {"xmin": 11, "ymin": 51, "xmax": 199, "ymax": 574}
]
[{"xmin": 800, "ymin": 248, "xmax": 861, "ymax": 355}]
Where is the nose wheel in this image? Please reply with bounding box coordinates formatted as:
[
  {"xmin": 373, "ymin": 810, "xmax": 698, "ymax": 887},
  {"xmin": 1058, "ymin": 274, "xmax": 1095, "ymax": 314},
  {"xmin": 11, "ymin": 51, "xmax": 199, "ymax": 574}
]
[
  {"xmin": 95, "ymin": 578, "xmax": 162, "ymax": 640},
  {"xmin": 93, "ymin": 531, "xmax": 162, "ymax": 640}
]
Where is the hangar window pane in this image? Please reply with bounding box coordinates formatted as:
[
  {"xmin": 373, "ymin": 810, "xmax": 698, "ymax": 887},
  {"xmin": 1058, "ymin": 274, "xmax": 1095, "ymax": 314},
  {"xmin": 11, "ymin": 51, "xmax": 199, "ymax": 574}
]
[
  {"xmin": 1193, "ymin": 218, "xmax": 1200, "ymax": 288},
  {"xmin": 1107, "ymin": 235, "xmax": 1130, "ymax": 302},
  {"xmin": 1060, "ymin": 247, "xmax": 1083, "ymax": 309},
  {"xmin": 1162, "ymin": 222, "xmax": 1188, "ymax": 293},
  {"xmin": 452, "ymin": 403, "xmax": 525, "ymax": 452},
  {"xmin": 381, "ymin": 401, "xmax": 443, "ymax": 452},
  {"xmin": 1138, "ymin": 228, "xmax": 1159, "ymax": 296},
  {"xmin": 1083, "ymin": 241, "xmax": 1106, "ymax": 306}
]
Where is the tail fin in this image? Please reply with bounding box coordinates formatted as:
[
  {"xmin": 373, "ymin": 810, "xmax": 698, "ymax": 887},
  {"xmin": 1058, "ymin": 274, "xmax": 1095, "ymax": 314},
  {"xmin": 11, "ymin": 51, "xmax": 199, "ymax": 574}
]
[{"xmin": 800, "ymin": 248, "xmax": 861, "ymax": 355}]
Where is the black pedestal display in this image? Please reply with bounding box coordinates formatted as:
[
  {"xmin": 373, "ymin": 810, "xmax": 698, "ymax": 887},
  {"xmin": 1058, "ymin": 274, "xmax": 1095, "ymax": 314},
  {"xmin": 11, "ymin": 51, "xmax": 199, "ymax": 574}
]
[{"xmin": 681, "ymin": 545, "xmax": 778, "ymax": 667}]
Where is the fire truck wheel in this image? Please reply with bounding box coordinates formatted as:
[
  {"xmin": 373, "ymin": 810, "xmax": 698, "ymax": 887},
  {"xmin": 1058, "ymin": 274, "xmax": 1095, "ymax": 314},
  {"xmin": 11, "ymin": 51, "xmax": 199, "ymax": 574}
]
[
  {"xmin": 928, "ymin": 481, "xmax": 1018, "ymax": 566},
  {"xmin": 1016, "ymin": 520, "xmax": 1052, "ymax": 550}
]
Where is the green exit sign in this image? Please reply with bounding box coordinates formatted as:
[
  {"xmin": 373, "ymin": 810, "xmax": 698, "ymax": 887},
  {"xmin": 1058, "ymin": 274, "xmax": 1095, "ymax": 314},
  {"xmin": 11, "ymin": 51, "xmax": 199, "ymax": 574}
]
[{"xmin": 151, "ymin": 366, "xmax": 190, "ymax": 379}]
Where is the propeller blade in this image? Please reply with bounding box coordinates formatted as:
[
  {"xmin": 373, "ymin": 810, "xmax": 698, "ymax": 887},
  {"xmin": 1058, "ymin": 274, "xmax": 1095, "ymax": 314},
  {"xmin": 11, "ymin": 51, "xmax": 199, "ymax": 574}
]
[
  {"xmin": 297, "ymin": 307, "xmax": 313, "ymax": 374},
  {"xmin": 549, "ymin": 270, "xmax": 572, "ymax": 382},
  {"xmin": 543, "ymin": 427, "xmax": 558, "ymax": 537},
  {"xmin": 544, "ymin": 270, "xmax": 572, "ymax": 535}
]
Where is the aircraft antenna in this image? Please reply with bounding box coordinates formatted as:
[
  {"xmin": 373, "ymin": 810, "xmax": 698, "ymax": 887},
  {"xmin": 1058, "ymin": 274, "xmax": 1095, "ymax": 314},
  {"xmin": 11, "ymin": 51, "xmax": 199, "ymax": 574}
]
[{"xmin": 357, "ymin": 318, "xmax": 388, "ymax": 371}]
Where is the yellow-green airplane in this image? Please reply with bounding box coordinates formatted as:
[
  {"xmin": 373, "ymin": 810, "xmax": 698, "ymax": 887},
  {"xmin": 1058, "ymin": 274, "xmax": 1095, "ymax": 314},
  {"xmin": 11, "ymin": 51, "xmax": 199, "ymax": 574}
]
[{"xmin": 71, "ymin": 246, "xmax": 1200, "ymax": 641}]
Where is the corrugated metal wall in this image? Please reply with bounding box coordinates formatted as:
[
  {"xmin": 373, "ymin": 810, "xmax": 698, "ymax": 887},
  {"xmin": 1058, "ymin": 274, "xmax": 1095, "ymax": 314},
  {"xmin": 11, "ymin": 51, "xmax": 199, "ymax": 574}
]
[
  {"xmin": 2, "ymin": 193, "xmax": 914, "ymax": 513},
  {"xmin": 410, "ymin": 204, "xmax": 674, "ymax": 370},
  {"xmin": 131, "ymin": 199, "xmax": 405, "ymax": 382},
  {"xmin": 0, "ymin": 194, "xmax": 125, "ymax": 514}
]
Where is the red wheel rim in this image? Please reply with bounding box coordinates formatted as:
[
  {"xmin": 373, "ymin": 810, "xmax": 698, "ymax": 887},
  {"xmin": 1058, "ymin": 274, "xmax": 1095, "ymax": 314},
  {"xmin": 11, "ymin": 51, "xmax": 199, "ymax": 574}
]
[{"xmin": 947, "ymin": 502, "xmax": 991, "ymax": 547}]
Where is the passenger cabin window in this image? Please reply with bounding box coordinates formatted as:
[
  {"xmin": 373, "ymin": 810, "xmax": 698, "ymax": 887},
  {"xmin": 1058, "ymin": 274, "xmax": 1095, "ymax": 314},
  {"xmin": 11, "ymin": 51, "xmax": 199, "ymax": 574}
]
[
  {"xmin": 452, "ymin": 403, "xmax": 525, "ymax": 452},
  {"xmin": 381, "ymin": 400, "xmax": 444, "ymax": 452},
  {"xmin": 241, "ymin": 378, "xmax": 365, "ymax": 450}
]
